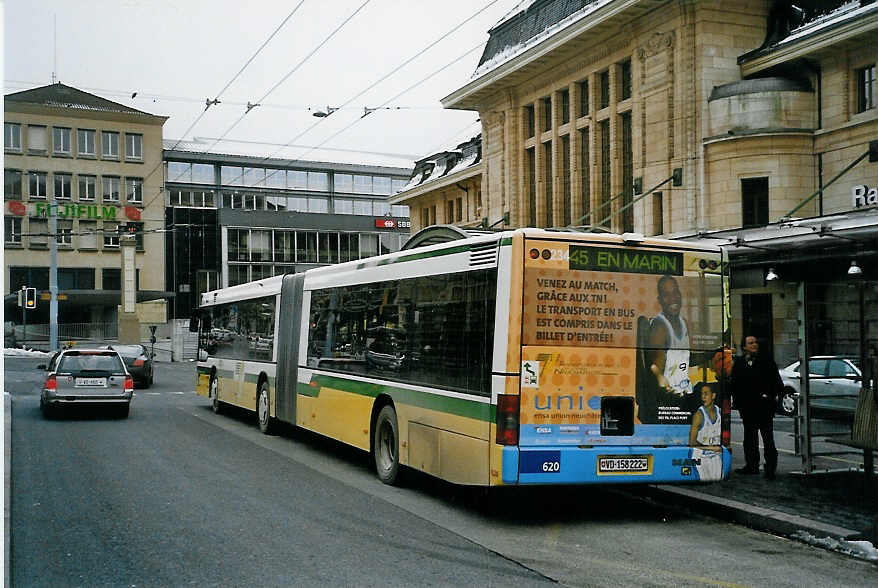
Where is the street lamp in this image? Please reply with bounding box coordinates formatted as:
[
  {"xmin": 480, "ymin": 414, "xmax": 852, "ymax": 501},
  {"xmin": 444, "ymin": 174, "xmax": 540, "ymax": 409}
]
[
  {"xmin": 312, "ymin": 106, "xmax": 338, "ymax": 118},
  {"xmin": 362, "ymin": 106, "xmax": 404, "ymax": 118}
]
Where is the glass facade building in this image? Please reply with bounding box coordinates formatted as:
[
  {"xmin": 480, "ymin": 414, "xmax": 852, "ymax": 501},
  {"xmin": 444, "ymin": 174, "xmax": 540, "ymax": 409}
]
[{"xmin": 164, "ymin": 145, "xmax": 412, "ymax": 319}]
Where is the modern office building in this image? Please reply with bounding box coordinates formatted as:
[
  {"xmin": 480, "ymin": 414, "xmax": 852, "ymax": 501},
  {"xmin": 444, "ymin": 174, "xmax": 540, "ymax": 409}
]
[
  {"xmin": 4, "ymin": 83, "xmax": 169, "ymax": 336},
  {"xmin": 394, "ymin": 0, "xmax": 878, "ymax": 364},
  {"xmin": 164, "ymin": 142, "xmax": 412, "ymax": 320}
]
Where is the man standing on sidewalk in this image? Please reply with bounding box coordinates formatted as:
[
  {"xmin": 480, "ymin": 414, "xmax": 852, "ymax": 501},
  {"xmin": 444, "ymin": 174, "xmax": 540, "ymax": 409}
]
[{"xmin": 730, "ymin": 334, "xmax": 783, "ymax": 479}]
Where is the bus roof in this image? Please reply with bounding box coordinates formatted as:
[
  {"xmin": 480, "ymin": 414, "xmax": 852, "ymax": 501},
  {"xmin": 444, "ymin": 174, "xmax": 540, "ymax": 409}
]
[{"xmin": 198, "ymin": 228, "xmax": 723, "ymax": 307}]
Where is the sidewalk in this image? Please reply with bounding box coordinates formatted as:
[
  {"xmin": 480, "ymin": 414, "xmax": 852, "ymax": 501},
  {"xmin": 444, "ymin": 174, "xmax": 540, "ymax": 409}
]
[{"xmin": 643, "ymin": 438, "xmax": 878, "ymax": 561}]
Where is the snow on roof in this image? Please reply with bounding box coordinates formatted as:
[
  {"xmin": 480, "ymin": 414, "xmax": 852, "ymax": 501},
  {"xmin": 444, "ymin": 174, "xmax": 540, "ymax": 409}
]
[
  {"xmin": 445, "ymin": 149, "xmax": 479, "ymax": 176},
  {"xmin": 472, "ymin": 0, "xmax": 612, "ymax": 80},
  {"xmin": 777, "ymin": 1, "xmax": 877, "ymax": 46}
]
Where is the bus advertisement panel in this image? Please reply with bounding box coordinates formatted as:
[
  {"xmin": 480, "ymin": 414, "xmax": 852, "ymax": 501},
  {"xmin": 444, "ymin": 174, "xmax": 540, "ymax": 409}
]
[{"xmin": 518, "ymin": 239, "xmax": 728, "ymax": 482}]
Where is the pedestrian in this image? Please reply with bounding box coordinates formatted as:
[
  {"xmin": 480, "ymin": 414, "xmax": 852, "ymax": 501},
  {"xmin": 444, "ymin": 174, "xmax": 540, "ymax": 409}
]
[{"xmin": 730, "ymin": 334, "xmax": 783, "ymax": 479}]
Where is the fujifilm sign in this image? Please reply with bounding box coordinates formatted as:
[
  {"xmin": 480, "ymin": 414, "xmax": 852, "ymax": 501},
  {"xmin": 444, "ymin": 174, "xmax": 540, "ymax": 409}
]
[{"xmin": 852, "ymin": 185, "xmax": 878, "ymax": 208}]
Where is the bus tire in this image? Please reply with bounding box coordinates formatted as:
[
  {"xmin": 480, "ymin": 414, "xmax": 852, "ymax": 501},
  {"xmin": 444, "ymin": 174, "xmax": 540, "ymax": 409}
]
[
  {"xmin": 257, "ymin": 381, "xmax": 275, "ymax": 435},
  {"xmin": 373, "ymin": 405, "xmax": 401, "ymax": 485},
  {"xmin": 210, "ymin": 374, "xmax": 222, "ymax": 414}
]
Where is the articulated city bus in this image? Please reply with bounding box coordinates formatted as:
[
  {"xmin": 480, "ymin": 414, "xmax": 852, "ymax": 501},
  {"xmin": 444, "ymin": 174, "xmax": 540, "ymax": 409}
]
[{"xmin": 192, "ymin": 227, "xmax": 731, "ymax": 486}]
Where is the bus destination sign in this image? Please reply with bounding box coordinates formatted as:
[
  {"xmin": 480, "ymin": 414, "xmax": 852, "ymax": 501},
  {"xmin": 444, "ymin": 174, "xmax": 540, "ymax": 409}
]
[{"xmin": 569, "ymin": 246, "xmax": 683, "ymax": 276}]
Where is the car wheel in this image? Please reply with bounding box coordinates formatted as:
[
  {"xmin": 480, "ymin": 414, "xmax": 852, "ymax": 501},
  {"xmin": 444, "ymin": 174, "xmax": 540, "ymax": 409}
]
[
  {"xmin": 373, "ymin": 405, "xmax": 401, "ymax": 485},
  {"xmin": 40, "ymin": 398, "xmax": 54, "ymax": 419},
  {"xmin": 147, "ymin": 370, "xmax": 154, "ymax": 388},
  {"xmin": 117, "ymin": 404, "xmax": 130, "ymax": 419},
  {"xmin": 210, "ymin": 374, "xmax": 223, "ymax": 414},
  {"xmin": 778, "ymin": 388, "xmax": 798, "ymax": 417},
  {"xmin": 257, "ymin": 382, "xmax": 275, "ymax": 435}
]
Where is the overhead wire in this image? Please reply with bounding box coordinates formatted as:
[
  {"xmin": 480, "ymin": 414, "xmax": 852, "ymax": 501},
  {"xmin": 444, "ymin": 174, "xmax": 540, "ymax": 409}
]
[
  {"xmin": 4, "ymin": 78, "xmax": 445, "ymax": 113},
  {"xmin": 132, "ymin": 1, "xmax": 311, "ymax": 212},
  {"xmin": 200, "ymin": 0, "xmax": 372, "ymax": 156},
  {"xmin": 232, "ymin": 0, "xmax": 499, "ymax": 187},
  {"xmin": 143, "ymin": 0, "xmax": 500, "ymax": 212},
  {"xmin": 292, "ymin": 41, "xmax": 485, "ymax": 164}
]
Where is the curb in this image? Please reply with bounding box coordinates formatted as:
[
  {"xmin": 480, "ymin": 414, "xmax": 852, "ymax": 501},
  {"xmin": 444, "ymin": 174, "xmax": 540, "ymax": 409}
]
[
  {"xmin": 643, "ymin": 484, "xmax": 860, "ymax": 540},
  {"xmin": 5, "ymin": 392, "xmax": 11, "ymax": 586}
]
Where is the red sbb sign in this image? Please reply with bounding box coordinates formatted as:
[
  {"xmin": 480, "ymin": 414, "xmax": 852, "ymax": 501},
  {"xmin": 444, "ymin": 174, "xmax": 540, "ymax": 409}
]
[{"xmin": 374, "ymin": 219, "xmax": 411, "ymax": 230}]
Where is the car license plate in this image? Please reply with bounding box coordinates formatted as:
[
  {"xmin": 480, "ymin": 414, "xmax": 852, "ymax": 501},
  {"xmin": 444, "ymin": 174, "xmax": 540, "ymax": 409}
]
[
  {"xmin": 597, "ymin": 455, "xmax": 651, "ymax": 474},
  {"xmin": 75, "ymin": 377, "xmax": 107, "ymax": 387}
]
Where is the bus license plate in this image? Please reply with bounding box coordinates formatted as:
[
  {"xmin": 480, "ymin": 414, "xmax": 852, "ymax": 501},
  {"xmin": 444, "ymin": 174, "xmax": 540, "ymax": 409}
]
[
  {"xmin": 598, "ymin": 455, "xmax": 650, "ymax": 474},
  {"xmin": 75, "ymin": 377, "xmax": 106, "ymax": 387}
]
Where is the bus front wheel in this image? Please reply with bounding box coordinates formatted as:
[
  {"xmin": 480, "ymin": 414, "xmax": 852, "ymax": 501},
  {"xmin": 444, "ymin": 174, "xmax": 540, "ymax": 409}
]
[
  {"xmin": 373, "ymin": 405, "xmax": 400, "ymax": 485},
  {"xmin": 257, "ymin": 382, "xmax": 275, "ymax": 435}
]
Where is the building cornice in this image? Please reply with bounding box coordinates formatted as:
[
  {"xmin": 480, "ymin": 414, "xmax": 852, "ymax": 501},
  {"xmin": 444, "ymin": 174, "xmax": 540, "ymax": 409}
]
[{"xmin": 163, "ymin": 148, "xmax": 411, "ymax": 177}]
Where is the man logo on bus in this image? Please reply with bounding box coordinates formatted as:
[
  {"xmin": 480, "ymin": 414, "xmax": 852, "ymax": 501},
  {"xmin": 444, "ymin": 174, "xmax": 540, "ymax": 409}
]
[{"xmin": 522, "ymin": 361, "xmax": 539, "ymax": 387}]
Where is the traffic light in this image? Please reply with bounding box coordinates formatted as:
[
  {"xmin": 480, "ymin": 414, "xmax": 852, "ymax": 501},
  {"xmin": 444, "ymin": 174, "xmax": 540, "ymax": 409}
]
[{"xmin": 24, "ymin": 287, "xmax": 37, "ymax": 310}]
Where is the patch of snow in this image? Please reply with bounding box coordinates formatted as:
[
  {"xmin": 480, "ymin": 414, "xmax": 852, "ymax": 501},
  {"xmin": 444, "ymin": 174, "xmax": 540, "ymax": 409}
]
[
  {"xmin": 3, "ymin": 348, "xmax": 52, "ymax": 358},
  {"xmin": 444, "ymin": 150, "xmax": 479, "ymax": 177},
  {"xmin": 780, "ymin": 2, "xmax": 877, "ymax": 46},
  {"xmin": 432, "ymin": 158, "xmax": 448, "ymax": 178},
  {"xmin": 791, "ymin": 531, "xmax": 878, "ymax": 562},
  {"xmin": 402, "ymin": 170, "xmax": 425, "ymax": 191}
]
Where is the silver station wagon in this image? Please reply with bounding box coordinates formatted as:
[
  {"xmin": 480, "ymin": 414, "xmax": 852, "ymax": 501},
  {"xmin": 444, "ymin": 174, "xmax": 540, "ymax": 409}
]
[{"xmin": 39, "ymin": 349, "xmax": 134, "ymax": 418}]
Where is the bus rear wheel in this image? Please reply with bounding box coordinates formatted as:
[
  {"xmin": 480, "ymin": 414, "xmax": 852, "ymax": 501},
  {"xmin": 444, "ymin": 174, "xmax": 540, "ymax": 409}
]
[
  {"xmin": 257, "ymin": 382, "xmax": 275, "ymax": 435},
  {"xmin": 373, "ymin": 405, "xmax": 400, "ymax": 485}
]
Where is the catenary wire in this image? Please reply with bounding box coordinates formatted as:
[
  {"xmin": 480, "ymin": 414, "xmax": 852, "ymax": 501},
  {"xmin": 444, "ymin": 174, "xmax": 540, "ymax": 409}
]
[
  {"xmin": 222, "ymin": 1, "xmax": 498, "ymax": 189},
  {"xmin": 199, "ymin": 0, "xmax": 371, "ymax": 156},
  {"xmin": 126, "ymin": 1, "xmax": 308, "ymax": 214},
  {"xmin": 291, "ymin": 42, "xmax": 484, "ymax": 164},
  {"xmin": 142, "ymin": 0, "xmax": 499, "ymax": 212}
]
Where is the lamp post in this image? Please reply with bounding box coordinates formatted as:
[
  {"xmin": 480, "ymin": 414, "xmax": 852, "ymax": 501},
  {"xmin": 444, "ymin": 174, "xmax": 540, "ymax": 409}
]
[{"xmin": 49, "ymin": 195, "xmax": 58, "ymax": 351}]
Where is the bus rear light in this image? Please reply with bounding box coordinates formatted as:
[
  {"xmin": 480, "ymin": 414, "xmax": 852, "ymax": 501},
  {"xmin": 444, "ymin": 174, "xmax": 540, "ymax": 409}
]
[
  {"xmin": 124, "ymin": 376, "xmax": 134, "ymax": 391},
  {"xmin": 495, "ymin": 394, "xmax": 520, "ymax": 446},
  {"xmin": 529, "ymin": 248, "xmax": 540, "ymax": 259},
  {"xmin": 721, "ymin": 395, "xmax": 732, "ymax": 448},
  {"xmin": 45, "ymin": 375, "xmax": 57, "ymax": 391}
]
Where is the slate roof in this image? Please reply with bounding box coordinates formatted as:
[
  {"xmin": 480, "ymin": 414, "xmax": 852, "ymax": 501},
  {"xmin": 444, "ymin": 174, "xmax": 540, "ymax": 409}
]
[
  {"xmin": 5, "ymin": 83, "xmax": 163, "ymax": 118},
  {"xmin": 477, "ymin": 0, "xmax": 602, "ymax": 70},
  {"xmin": 400, "ymin": 134, "xmax": 482, "ymax": 193}
]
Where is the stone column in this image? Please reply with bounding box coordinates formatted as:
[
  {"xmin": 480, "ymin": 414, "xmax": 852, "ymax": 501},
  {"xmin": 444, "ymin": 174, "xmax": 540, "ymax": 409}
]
[{"xmin": 118, "ymin": 233, "xmax": 140, "ymax": 344}]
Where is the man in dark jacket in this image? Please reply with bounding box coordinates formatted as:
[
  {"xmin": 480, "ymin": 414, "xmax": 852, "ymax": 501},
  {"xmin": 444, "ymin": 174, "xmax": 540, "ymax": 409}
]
[{"xmin": 730, "ymin": 334, "xmax": 784, "ymax": 479}]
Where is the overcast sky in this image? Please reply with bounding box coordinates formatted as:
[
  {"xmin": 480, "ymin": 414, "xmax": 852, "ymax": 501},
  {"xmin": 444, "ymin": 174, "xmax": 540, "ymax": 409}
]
[{"xmin": 4, "ymin": 0, "xmax": 525, "ymax": 168}]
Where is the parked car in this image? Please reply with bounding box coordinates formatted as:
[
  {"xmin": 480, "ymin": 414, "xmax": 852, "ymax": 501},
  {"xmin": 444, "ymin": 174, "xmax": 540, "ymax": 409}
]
[
  {"xmin": 38, "ymin": 349, "xmax": 133, "ymax": 418},
  {"xmin": 108, "ymin": 343, "xmax": 155, "ymax": 388},
  {"xmin": 778, "ymin": 356, "xmax": 861, "ymax": 418}
]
